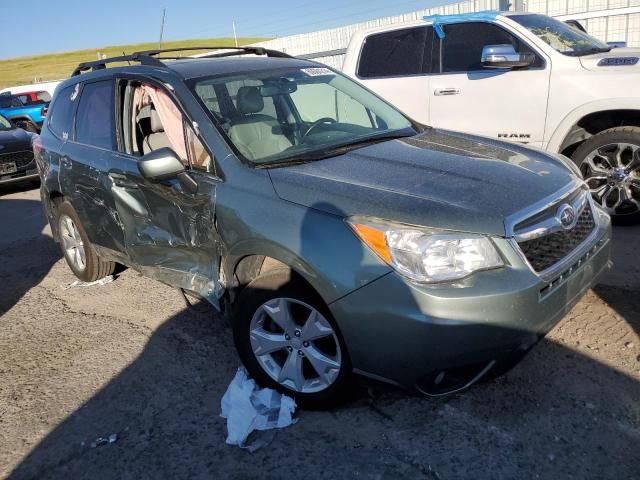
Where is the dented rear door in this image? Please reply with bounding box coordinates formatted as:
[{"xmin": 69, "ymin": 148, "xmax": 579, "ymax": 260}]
[{"xmin": 105, "ymin": 152, "xmax": 222, "ymax": 308}]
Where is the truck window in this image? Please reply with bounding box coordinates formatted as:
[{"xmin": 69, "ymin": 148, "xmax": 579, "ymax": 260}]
[
  {"xmin": 75, "ymin": 80, "xmax": 115, "ymax": 150},
  {"xmin": 0, "ymin": 96, "xmax": 23, "ymax": 108},
  {"xmin": 358, "ymin": 26, "xmax": 435, "ymax": 78},
  {"xmin": 441, "ymin": 22, "xmax": 542, "ymax": 73},
  {"xmin": 48, "ymin": 84, "xmax": 80, "ymax": 141}
]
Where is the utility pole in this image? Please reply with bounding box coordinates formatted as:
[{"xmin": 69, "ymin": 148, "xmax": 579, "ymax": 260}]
[
  {"xmin": 159, "ymin": 8, "xmax": 166, "ymax": 49},
  {"xmin": 232, "ymin": 21, "xmax": 238, "ymax": 47}
]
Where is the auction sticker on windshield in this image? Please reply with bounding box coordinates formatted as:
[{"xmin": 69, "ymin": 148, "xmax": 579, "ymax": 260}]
[{"xmin": 301, "ymin": 67, "xmax": 335, "ymax": 77}]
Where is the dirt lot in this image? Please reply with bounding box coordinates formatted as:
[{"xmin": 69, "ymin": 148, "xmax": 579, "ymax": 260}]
[{"xmin": 0, "ymin": 184, "xmax": 638, "ymax": 480}]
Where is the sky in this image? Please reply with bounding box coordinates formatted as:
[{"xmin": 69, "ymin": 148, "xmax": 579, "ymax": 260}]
[{"xmin": 0, "ymin": 0, "xmax": 451, "ymax": 59}]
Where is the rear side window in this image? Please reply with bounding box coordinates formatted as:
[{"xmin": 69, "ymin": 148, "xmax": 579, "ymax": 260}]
[
  {"xmin": 441, "ymin": 22, "xmax": 543, "ymax": 72},
  {"xmin": 358, "ymin": 27, "xmax": 434, "ymax": 78},
  {"xmin": 0, "ymin": 96, "xmax": 23, "ymax": 108},
  {"xmin": 75, "ymin": 80, "xmax": 115, "ymax": 150},
  {"xmin": 48, "ymin": 84, "xmax": 79, "ymax": 140}
]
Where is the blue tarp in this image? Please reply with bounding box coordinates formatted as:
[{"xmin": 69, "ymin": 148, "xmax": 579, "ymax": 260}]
[{"xmin": 423, "ymin": 11, "xmax": 501, "ymax": 38}]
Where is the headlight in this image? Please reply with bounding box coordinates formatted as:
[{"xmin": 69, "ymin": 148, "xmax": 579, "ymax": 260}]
[{"xmin": 348, "ymin": 218, "xmax": 504, "ymax": 283}]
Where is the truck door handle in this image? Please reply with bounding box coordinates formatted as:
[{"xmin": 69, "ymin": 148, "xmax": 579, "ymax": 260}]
[{"xmin": 434, "ymin": 88, "xmax": 461, "ymax": 96}]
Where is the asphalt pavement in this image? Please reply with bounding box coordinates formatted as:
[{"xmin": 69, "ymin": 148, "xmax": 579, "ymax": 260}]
[{"xmin": 1, "ymin": 183, "xmax": 638, "ymax": 480}]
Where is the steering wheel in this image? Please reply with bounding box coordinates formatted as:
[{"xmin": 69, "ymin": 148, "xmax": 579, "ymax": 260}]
[{"xmin": 302, "ymin": 117, "xmax": 337, "ymax": 139}]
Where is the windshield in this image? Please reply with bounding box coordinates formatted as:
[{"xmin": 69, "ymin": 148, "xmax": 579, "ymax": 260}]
[
  {"xmin": 510, "ymin": 14, "xmax": 611, "ymax": 56},
  {"xmin": 0, "ymin": 114, "xmax": 12, "ymax": 130},
  {"xmin": 0, "ymin": 95, "xmax": 24, "ymax": 108},
  {"xmin": 192, "ymin": 66, "xmax": 416, "ymax": 165}
]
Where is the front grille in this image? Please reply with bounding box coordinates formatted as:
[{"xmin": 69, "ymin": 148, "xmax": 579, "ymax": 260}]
[
  {"xmin": 0, "ymin": 150, "xmax": 35, "ymax": 169},
  {"xmin": 518, "ymin": 203, "xmax": 595, "ymax": 272}
]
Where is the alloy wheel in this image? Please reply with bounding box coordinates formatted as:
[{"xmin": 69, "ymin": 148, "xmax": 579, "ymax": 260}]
[
  {"xmin": 581, "ymin": 142, "xmax": 640, "ymax": 216},
  {"xmin": 59, "ymin": 214, "xmax": 86, "ymax": 272},
  {"xmin": 249, "ymin": 297, "xmax": 342, "ymax": 394}
]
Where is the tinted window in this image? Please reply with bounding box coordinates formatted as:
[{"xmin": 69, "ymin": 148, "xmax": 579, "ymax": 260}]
[
  {"xmin": 75, "ymin": 80, "xmax": 114, "ymax": 149},
  {"xmin": 441, "ymin": 22, "xmax": 542, "ymax": 72},
  {"xmin": 48, "ymin": 84, "xmax": 80, "ymax": 140},
  {"xmin": 0, "ymin": 95, "xmax": 23, "ymax": 108},
  {"xmin": 358, "ymin": 27, "xmax": 434, "ymax": 78}
]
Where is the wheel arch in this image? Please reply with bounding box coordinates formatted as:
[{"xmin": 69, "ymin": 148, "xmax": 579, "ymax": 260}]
[
  {"xmin": 223, "ymin": 240, "xmax": 338, "ymax": 307},
  {"xmin": 44, "ymin": 190, "xmax": 65, "ymax": 239},
  {"xmin": 548, "ymin": 101, "xmax": 640, "ymax": 155}
]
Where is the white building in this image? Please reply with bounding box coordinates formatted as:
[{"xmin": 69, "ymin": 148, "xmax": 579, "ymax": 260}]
[{"xmin": 252, "ymin": 0, "xmax": 640, "ymax": 68}]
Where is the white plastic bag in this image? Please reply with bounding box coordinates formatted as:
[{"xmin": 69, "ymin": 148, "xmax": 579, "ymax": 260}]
[{"xmin": 220, "ymin": 368, "xmax": 297, "ymax": 451}]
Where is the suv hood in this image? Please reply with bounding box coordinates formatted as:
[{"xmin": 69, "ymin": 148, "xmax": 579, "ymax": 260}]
[
  {"xmin": 579, "ymin": 47, "xmax": 640, "ymax": 71},
  {"xmin": 268, "ymin": 129, "xmax": 577, "ymax": 236}
]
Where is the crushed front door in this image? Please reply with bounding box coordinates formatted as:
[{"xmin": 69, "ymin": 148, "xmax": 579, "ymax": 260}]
[{"xmin": 106, "ymin": 151, "xmax": 223, "ymax": 309}]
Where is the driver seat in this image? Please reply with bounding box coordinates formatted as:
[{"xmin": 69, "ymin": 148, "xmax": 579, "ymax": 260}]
[{"xmin": 227, "ymin": 86, "xmax": 292, "ymax": 161}]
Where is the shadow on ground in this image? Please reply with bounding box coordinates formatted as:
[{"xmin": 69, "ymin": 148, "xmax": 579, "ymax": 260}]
[
  {"xmin": 0, "ymin": 196, "xmax": 60, "ymax": 316},
  {"xmin": 594, "ymin": 224, "xmax": 640, "ymax": 338},
  {"xmin": 8, "ymin": 298, "xmax": 640, "ymax": 480},
  {"xmin": 4, "ymin": 197, "xmax": 640, "ymax": 479}
]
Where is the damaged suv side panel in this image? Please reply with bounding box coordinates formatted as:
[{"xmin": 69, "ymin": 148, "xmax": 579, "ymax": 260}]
[{"xmin": 37, "ymin": 73, "xmax": 226, "ymax": 307}]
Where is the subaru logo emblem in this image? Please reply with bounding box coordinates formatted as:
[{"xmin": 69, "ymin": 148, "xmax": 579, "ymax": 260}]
[{"xmin": 557, "ymin": 204, "xmax": 576, "ymax": 230}]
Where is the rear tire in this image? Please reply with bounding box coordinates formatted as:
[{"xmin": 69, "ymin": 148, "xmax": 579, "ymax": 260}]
[
  {"xmin": 233, "ymin": 269, "xmax": 352, "ymax": 409},
  {"xmin": 56, "ymin": 201, "xmax": 115, "ymax": 282},
  {"xmin": 571, "ymin": 127, "xmax": 640, "ymax": 225}
]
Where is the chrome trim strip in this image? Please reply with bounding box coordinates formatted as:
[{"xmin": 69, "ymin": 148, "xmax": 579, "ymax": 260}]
[
  {"xmin": 513, "ymin": 189, "xmax": 589, "ymax": 242},
  {"xmin": 503, "ymin": 178, "xmax": 584, "ymax": 237}
]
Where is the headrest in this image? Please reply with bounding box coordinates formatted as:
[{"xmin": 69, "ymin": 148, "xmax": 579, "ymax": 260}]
[
  {"xmin": 236, "ymin": 86, "xmax": 264, "ymax": 115},
  {"xmin": 150, "ymin": 108, "xmax": 164, "ymax": 133}
]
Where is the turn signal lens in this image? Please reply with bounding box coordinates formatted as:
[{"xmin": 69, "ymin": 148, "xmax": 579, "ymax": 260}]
[{"xmin": 351, "ymin": 223, "xmax": 391, "ymax": 263}]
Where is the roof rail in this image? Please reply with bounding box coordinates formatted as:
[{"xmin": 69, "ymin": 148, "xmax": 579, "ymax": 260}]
[
  {"xmin": 71, "ymin": 46, "xmax": 293, "ymax": 77},
  {"xmin": 71, "ymin": 53, "xmax": 165, "ymax": 77},
  {"xmin": 134, "ymin": 46, "xmax": 293, "ymax": 59}
]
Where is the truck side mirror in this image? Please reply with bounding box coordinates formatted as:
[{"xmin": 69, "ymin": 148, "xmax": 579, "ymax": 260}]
[{"xmin": 481, "ymin": 44, "xmax": 535, "ymax": 69}]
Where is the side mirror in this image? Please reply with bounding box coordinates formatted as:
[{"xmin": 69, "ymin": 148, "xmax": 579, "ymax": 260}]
[
  {"xmin": 138, "ymin": 147, "xmax": 198, "ymax": 194},
  {"xmin": 481, "ymin": 44, "xmax": 534, "ymax": 69}
]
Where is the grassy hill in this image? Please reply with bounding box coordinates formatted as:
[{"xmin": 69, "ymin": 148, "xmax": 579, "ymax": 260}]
[{"xmin": 0, "ymin": 37, "xmax": 267, "ymax": 90}]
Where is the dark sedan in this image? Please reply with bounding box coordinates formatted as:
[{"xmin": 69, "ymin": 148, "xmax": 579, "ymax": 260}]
[{"xmin": 0, "ymin": 113, "xmax": 38, "ymax": 185}]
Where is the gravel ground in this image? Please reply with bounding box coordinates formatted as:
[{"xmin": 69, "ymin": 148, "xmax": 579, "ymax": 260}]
[{"xmin": 1, "ymin": 184, "xmax": 639, "ymax": 480}]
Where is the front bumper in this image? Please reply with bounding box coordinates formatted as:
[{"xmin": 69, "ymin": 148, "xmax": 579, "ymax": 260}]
[
  {"xmin": 329, "ymin": 216, "xmax": 611, "ymax": 395},
  {"xmin": 0, "ymin": 151, "xmax": 38, "ymax": 185}
]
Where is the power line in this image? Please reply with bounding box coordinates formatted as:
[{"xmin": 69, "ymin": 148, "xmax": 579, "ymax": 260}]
[
  {"xmin": 188, "ymin": 0, "xmax": 427, "ymax": 39},
  {"xmin": 245, "ymin": 0, "xmax": 433, "ymax": 38}
]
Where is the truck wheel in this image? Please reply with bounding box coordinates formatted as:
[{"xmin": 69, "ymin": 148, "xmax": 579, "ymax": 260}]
[
  {"xmin": 56, "ymin": 201, "xmax": 115, "ymax": 282},
  {"xmin": 572, "ymin": 127, "xmax": 640, "ymax": 224},
  {"xmin": 233, "ymin": 269, "xmax": 351, "ymax": 409}
]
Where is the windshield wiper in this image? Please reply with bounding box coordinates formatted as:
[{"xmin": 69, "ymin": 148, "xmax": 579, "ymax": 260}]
[
  {"xmin": 300, "ymin": 131, "xmax": 415, "ymax": 159},
  {"xmin": 258, "ymin": 131, "xmax": 416, "ymax": 168}
]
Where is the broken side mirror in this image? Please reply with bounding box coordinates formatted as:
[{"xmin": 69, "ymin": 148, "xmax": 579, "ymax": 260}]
[
  {"xmin": 138, "ymin": 147, "xmax": 198, "ymax": 194},
  {"xmin": 481, "ymin": 44, "xmax": 534, "ymax": 69}
]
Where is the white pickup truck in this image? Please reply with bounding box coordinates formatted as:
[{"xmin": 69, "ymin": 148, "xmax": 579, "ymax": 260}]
[{"xmin": 342, "ymin": 11, "xmax": 640, "ymax": 222}]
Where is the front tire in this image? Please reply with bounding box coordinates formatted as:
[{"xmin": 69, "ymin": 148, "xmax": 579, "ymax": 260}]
[
  {"xmin": 572, "ymin": 127, "xmax": 640, "ymax": 224},
  {"xmin": 56, "ymin": 201, "xmax": 115, "ymax": 282},
  {"xmin": 233, "ymin": 269, "xmax": 351, "ymax": 409}
]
